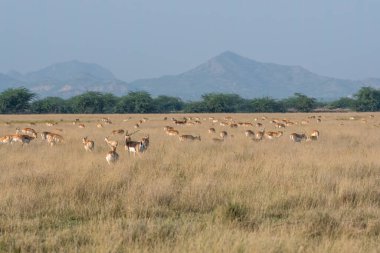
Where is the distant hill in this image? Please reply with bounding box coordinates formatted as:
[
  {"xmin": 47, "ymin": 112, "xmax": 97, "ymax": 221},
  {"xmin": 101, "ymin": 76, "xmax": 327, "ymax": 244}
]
[
  {"xmin": 129, "ymin": 51, "xmax": 366, "ymax": 100},
  {"xmin": 0, "ymin": 52, "xmax": 379, "ymax": 100},
  {"xmin": 0, "ymin": 60, "xmax": 128, "ymax": 98}
]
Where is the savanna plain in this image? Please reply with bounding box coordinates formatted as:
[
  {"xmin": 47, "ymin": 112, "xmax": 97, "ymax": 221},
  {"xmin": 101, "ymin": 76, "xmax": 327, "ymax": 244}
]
[{"xmin": 0, "ymin": 113, "xmax": 380, "ymax": 253}]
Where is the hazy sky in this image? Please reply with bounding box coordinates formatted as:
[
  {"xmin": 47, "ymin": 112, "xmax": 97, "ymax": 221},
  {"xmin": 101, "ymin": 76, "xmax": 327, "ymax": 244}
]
[{"xmin": 0, "ymin": 0, "xmax": 379, "ymax": 81}]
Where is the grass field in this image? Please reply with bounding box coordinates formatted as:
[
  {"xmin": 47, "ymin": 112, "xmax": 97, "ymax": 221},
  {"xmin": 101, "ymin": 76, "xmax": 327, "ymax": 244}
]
[{"xmin": 0, "ymin": 113, "xmax": 379, "ymax": 252}]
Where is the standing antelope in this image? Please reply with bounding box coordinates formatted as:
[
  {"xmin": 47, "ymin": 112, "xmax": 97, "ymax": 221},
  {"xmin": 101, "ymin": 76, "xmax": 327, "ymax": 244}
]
[
  {"xmin": 166, "ymin": 129, "xmax": 179, "ymax": 136},
  {"xmin": 179, "ymin": 135, "xmax": 201, "ymax": 141},
  {"xmin": 208, "ymin": 128, "xmax": 216, "ymax": 134},
  {"xmin": 97, "ymin": 123, "xmax": 103, "ymax": 128},
  {"xmin": 104, "ymin": 137, "xmax": 118, "ymax": 149},
  {"xmin": 46, "ymin": 133, "xmax": 64, "ymax": 146},
  {"xmin": 307, "ymin": 130, "xmax": 320, "ymax": 141},
  {"xmin": 264, "ymin": 131, "xmax": 283, "ymax": 140},
  {"xmin": 125, "ymin": 134, "xmax": 150, "ymax": 156},
  {"xmin": 106, "ymin": 146, "xmax": 119, "ymax": 165},
  {"xmin": 220, "ymin": 131, "xmax": 228, "ymax": 139},
  {"xmin": 10, "ymin": 134, "xmax": 35, "ymax": 145},
  {"xmin": 82, "ymin": 137, "xmax": 95, "ymax": 151},
  {"xmin": 255, "ymin": 130, "xmax": 265, "ymax": 141},
  {"xmin": 290, "ymin": 133, "xmax": 307, "ymax": 143}
]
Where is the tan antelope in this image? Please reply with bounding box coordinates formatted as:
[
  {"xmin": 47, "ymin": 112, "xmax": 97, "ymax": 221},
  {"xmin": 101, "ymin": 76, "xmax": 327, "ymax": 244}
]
[
  {"xmin": 245, "ymin": 130, "xmax": 255, "ymax": 138},
  {"xmin": 134, "ymin": 123, "xmax": 140, "ymax": 129},
  {"xmin": 229, "ymin": 123, "xmax": 238, "ymax": 128},
  {"xmin": 256, "ymin": 122, "xmax": 263, "ymax": 128},
  {"xmin": 212, "ymin": 137, "xmax": 224, "ymax": 143},
  {"xmin": 97, "ymin": 123, "xmax": 103, "ymax": 128},
  {"xmin": 172, "ymin": 118, "xmax": 187, "ymax": 125},
  {"xmin": 164, "ymin": 126, "xmax": 174, "ymax": 131},
  {"xmin": 106, "ymin": 146, "xmax": 119, "ymax": 165},
  {"xmin": 46, "ymin": 122, "xmax": 57, "ymax": 127},
  {"xmin": 220, "ymin": 131, "xmax": 228, "ymax": 139},
  {"xmin": 255, "ymin": 130, "xmax": 265, "ymax": 141},
  {"xmin": 82, "ymin": 137, "xmax": 95, "ymax": 151},
  {"xmin": 238, "ymin": 122, "xmax": 253, "ymax": 127},
  {"xmin": 16, "ymin": 128, "xmax": 37, "ymax": 138},
  {"xmin": 10, "ymin": 134, "xmax": 35, "ymax": 145},
  {"xmin": 264, "ymin": 131, "xmax": 283, "ymax": 140},
  {"xmin": 104, "ymin": 137, "xmax": 118, "ymax": 149},
  {"xmin": 307, "ymin": 130, "xmax": 320, "ymax": 141},
  {"xmin": 301, "ymin": 120, "xmax": 309, "ymax": 125},
  {"xmin": 46, "ymin": 133, "xmax": 63, "ymax": 146},
  {"xmin": 208, "ymin": 127, "xmax": 216, "ymax": 134},
  {"xmin": 166, "ymin": 129, "xmax": 179, "ymax": 136},
  {"xmin": 290, "ymin": 133, "xmax": 307, "ymax": 143},
  {"xmin": 112, "ymin": 129, "xmax": 125, "ymax": 135},
  {"xmin": 275, "ymin": 123, "xmax": 286, "ymax": 129},
  {"xmin": 78, "ymin": 124, "xmax": 85, "ymax": 128},
  {"xmin": 125, "ymin": 134, "xmax": 150, "ymax": 156},
  {"xmin": 0, "ymin": 135, "xmax": 12, "ymax": 144},
  {"xmin": 179, "ymin": 135, "xmax": 201, "ymax": 141}
]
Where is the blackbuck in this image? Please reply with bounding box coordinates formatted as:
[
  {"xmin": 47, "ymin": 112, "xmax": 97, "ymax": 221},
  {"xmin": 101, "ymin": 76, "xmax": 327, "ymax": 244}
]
[
  {"xmin": 307, "ymin": 130, "xmax": 320, "ymax": 141},
  {"xmin": 112, "ymin": 129, "xmax": 125, "ymax": 135},
  {"xmin": 179, "ymin": 135, "xmax": 201, "ymax": 141},
  {"xmin": 255, "ymin": 130, "xmax": 265, "ymax": 141},
  {"xmin": 125, "ymin": 133, "xmax": 150, "ymax": 156},
  {"xmin": 264, "ymin": 131, "xmax": 283, "ymax": 140},
  {"xmin": 220, "ymin": 131, "xmax": 228, "ymax": 139},
  {"xmin": 208, "ymin": 128, "xmax": 216, "ymax": 134},
  {"xmin": 16, "ymin": 128, "xmax": 37, "ymax": 138},
  {"xmin": 164, "ymin": 126, "xmax": 174, "ymax": 131},
  {"xmin": 104, "ymin": 137, "xmax": 118, "ymax": 149},
  {"xmin": 41, "ymin": 132, "xmax": 63, "ymax": 146},
  {"xmin": 10, "ymin": 134, "xmax": 35, "ymax": 145},
  {"xmin": 166, "ymin": 129, "xmax": 179, "ymax": 136},
  {"xmin": 172, "ymin": 118, "xmax": 187, "ymax": 125},
  {"xmin": 106, "ymin": 146, "xmax": 119, "ymax": 165},
  {"xmin": 245, "ymin": 130, "xmax": 255, "ymax": 138},
  {"xmin": 82, "ymin": 137, "xmax": 95, "ymax": 151},
  {"xmin": 290, "ymin": 133, "xmax": 307, "ymax": 143}
]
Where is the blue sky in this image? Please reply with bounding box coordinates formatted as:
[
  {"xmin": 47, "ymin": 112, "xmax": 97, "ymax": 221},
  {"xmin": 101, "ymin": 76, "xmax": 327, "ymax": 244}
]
[{"xmin": 0, "ymin": 0, "xmax": 379, "ymax": 81}]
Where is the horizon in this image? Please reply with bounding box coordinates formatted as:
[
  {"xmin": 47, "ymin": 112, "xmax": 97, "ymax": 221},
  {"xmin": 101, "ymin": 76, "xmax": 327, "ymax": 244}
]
[{"xmin": 1, "ymin": 1, "xmax": 380, "ymax": 82}]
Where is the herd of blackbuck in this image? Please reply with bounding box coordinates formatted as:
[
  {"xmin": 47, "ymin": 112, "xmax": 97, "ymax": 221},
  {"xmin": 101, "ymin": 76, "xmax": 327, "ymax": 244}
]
[{"xmin": 5, "ymin": 113, "xmax": 376, "ymax": 165}]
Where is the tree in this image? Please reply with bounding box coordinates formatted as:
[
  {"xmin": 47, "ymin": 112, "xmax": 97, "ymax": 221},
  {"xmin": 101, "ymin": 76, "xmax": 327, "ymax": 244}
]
[
  {"xmin": 353, "ymin": 87, "xmax": 380, "ymax": 112},
  {"xmin": 328, "ymin": 97, "xmax": 355, "ymax": 109},
  {"xmin": 282, "ymin": 93, "xmax": 317, "ymax": 112},
  {"xmin": 0, "ymin": 87, "xmax": 35, "ymax": 113},
  {"xmin": 154, "ymin": 95, "xmax": 184, "ymax": 113},
  {"xmin": 201, "ymin": 93, "xmax": 244, "ymax": 113},
  {"xmin": 243, "ymin": 97, "xmax": 285, "ymax": 112},
  {"xmin": 183, "ymin": 101, "xmax": 207, "ymax": 113},
  {"xmin": 116, "ymin": 91, "xmax": 154, "ymax": 113},
  {"xmin": 31, "ymin": 97, "xmax": 68, "ymax": 113},
  {"xmin": 67, "ymin": 92, "xmax": 118, "ymax": 113}
]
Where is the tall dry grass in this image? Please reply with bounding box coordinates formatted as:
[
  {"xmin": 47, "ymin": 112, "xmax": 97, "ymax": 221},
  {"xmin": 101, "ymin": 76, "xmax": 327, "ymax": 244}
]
[{"xmin": 0, "ymin": 113, "xmax": 379, "ymax": 252}]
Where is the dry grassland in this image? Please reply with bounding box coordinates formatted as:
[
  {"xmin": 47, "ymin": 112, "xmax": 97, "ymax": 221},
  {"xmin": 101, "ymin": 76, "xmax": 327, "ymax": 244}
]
[{"xmin": 0, "ymin": 113, "xmax": 379, "ymax": 252}]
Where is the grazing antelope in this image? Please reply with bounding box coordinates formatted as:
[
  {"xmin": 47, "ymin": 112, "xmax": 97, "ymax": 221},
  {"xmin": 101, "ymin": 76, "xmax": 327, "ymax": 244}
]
[
  {"xmin": 275, "ymin": 123, "xmax": 286, "ymax": 129},
  {"xmin": 82, "ymin": 137, "xmax": 95, "ymax": 151},
  {"xmin": 290, "ymin": 133, "xmax": 307, "ymax": 143},
  {"xmin": 256, "ymin": 123, "xmax": 263, "ymax": 128},
  {"xmin": 29, "ymin": 122, "xmax": 36, "ymax": 126},
  {"xmin": 172, "ymin": 118, "xmax": 187, "ymax": 125},
  {"xmin": 208, "ymin": 128, "xmax": 216, "ymax": 134},
  {"xmin": 229, "ymin": 123, "xmax": 238, "ymax": 128},
  {"xmin": 220, "ymin": 131, "xmax": 228, "ymax": 139},
  {"xmin": 239, "ymin": 122, "xmax": 253, "ymax": 127},
  {"xmin": 179, "ymin": 135, "xmax": 201, "ymax": 141},
  {"xmin": 134, "ymin": 124, "xmax": 140, "ymax": 129},
  {"xmin": 125, "ymin": 134, "xmax": 150, "ymax": 156},
  {"xmin": 164, "ymin": 126, "xmax": 174, "ymax": 131},
  {"xmin": 78, "ymin": 124, "xmax": 85, "ymax": 128},
  {"xmin": 112, "ymin": 129, "xmax": 125, "ymax": 135},
  {"xmin": 104, "ymin": 137, "xmax": 118, "ymax": 149},
  {"xmin": 245, "ymin": 130, "xmax": 255, "ymax": 138},
  {"xmin": 301, "ymin": 120, "xmax": 309, "ymax": 125},
  {"xmin": 0, "ymin": 135, "xmax": 12, "ymax": 144},
  {"xmin": 264, "ymin": 131, "xmax": 283, "ymax": 140},
  {"xmin": 97, "ymin": 123, "xmax": 103, "ymax": 128},
  {"xmin": 220, "ymin": 122, "xmax": 229, "ymax": 126},
  {"xmin": 46, "ymin": 122, "xmax": 56, "ymax": 127},
  {"xmin": 317, "ymin": 118, "xmax": 322, "ymax": 123},
  {"xmin": 10, "ymin": 134, "xmax": 35, "ymax": 145},
  {"xmin": 166, "ymin": 129, "xmax": 179, "ymax": 136},
  {"xmin": 106, "ymin": 146, "xmax": 119, "ymax": 165},
  {"xmin": 16, "ymin": 128, "xmax": 37, "ymax": 138}
]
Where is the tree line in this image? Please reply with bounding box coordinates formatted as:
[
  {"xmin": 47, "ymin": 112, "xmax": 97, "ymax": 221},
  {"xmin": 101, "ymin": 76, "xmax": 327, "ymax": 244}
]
[{"xmin": 0, "ymin": 86, "xmax": 379, "ymax": 114}]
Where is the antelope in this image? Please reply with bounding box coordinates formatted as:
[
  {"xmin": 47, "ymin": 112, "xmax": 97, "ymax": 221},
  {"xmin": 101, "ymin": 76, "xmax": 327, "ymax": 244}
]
[
  {"xmin": 164, "ymin": 126, "xmax": 174, "ymax": 131},
  {"xmin": 105, "ymin": 137, "xmax": 118, "ymax": 149},
  {"xmin": 255, "ymin": 130, "xmax": 265, "ymax": 141},
  {"xmin": 179, "ymin": 135, "xmax": 201, "ymax": 141},
  {"xmin": 220, "ymin": 131, "xmax": 228, "ymax": 139},
  {"xmin": 112, "ymin": 129, "xmax": 125, "ymax": 135},
  {"xmin": 97, "ymin": 123, "xmax": 103, "ymax": 128},
  {"xmin": 172, "ymin": 118, "xmax": 187, "ymax": 125},
  {"xmin": 106, "ymin": 146, "xmax": 119, "ymax": 165},
  {"xmin": 46, "ymin": 122, "xmax": 56, "ymax": 127},
  {"xmin": 301, "ymin": 120, "xmax": 309, "ymax": 125},
  {"xmin": 46, "ymin": 133, "xmax": 64, "ymax": 146},
  {"xmin": 264, "ymin": 131, "xmax": 283, "ymax": 140},
  {"xmin": 256, "ymin": 123, "xmax": 263, "ymax": 128},
  {"xmin": 0, "ymin": 135, "xmax": 12, "ymax": 144},
  {"xmin": 317, "ymin": 118, "xmax": 322, "ymax": 123},
  {"xmin": 134, "ymin": 124, "xmax": 140, "ymax": 129},
  {"xmin": 16, "ymin": 128, "xmax": 37, "ymax": 138},
  {"xmin": 220, "ymin": 122, "xmax": 229, "ymax": 126},
  {"xmin": 10, "ymin": 134, "xmax": 35, "ymax": 145},
  {"xmin": 208, "ymin": 128, "xmax": 216, "ymax": 134},
  {"xmin": 212, "ymin": 137, "xmax": 224, "ymax": 143},
  {"xmin": 78, "ymin": 124, "xmax": 85, "ymax": 128},
  {"xmin": 82, "ymin": 137, "xmax": 95, "ymax": 151},
  {"xmin": 229, "ymin": 123, "xmax": 238, "ymax": 128},
  {"xmin": 166, "ymin": 129, "xmax": 179, "ymax": 136},
  {"xmin": 308, "ymin": 130, "xmax": 320, "ymax": 141},
  {"xmin": 239, "ymin": 122, "xmax": 253, "ymax": 127},
  {"xmin": 245, "ymin": 130, "xmax": 255, "ymax": 138},
  {"xmin": 275, "ymin": 123, "xmax": 286, "ymax": 129},
  {"xmin": 290, "ymin": 133, "xmax": 307, "ymax": 143},
  {"xmin": 125, "ymin": 134, "xmax": 150, "ymax": 156}
]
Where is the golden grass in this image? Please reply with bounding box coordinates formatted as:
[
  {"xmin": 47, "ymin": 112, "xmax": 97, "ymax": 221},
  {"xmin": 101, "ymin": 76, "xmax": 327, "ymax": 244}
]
[{"xmin": 0, "ymin": 113, "xmax": 380, "ymax": 252}]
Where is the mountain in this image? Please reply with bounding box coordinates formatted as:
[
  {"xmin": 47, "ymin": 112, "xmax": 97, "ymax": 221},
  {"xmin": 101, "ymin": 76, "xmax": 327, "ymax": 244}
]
[
  {"xmin": 0, "ymin": 52, "xmax": 378, "ymax": 100},
  {"xmin": 0, "ymin": 61, "xmax": 128, "ymax": 98},
  {"xmin": 129, "ymin": 51, "xmax": 363, "ymax": 100}
]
